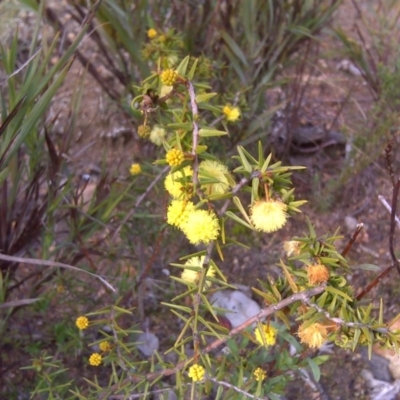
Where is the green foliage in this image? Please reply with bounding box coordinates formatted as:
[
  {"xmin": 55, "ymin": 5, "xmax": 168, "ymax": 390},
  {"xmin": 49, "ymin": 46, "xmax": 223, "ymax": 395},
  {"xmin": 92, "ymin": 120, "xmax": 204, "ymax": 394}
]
[{"xmin": 62, "ymin": 0, "xmax": 342, "ymax": 148}]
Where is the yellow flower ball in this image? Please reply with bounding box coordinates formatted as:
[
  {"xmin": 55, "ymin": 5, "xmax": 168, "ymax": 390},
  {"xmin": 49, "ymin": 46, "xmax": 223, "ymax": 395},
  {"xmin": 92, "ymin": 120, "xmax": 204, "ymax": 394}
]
[
  {"xmin": 164, "ymin": 166, "xmax": 193, "ymax": 199},
  {"xmin": 307, "ymin": 264, "xmax": 330, "ymax": 286},
  {"xmin": 250, "ymin": 200, "xmax": 288, "ymax": 233},
  {"xmin": 254, "ymin": 367, "xmax": 267, "ymax": 382},
  {"xmin": 99, "ymin": 341, "xmax": 112, "ymax": 352},
  {"xmin": 160, "ymin": 69, "xmax": 178, "ymax": 86},
  {"xmin": 89, "ymin": 353, "xmax": 102, "ymax": 366},
  {"xmin": 166, "ymin": 148, "xmax": 184, "ymax": 167},
  {"xmin": 181, "ymin": 209, "xmax": 220, "ymax": 245},
  {"xmin": 167, "ymin": 200, "xmax": 195, "ymax": 228},
  {"xmin": 149, "ymin": 125, "xmax": 167, "ymax": 146},
  {"xmin": 199, "ymin": 160, "xmax": 233, "ymax": 195},
  {"xmin": 298, "ymin": 322, "xmax": 328, "ymax": 349},
  {"xmin": 76, "ymin": 316, "xmax": 89, "ymax": 330},
  {"xmin": 147, "ymin": 28, "xmax": 157, "ymax": 39},
  {"xmin": 223, "ymin": 105, "xmax": 241, "ymax": 122},
  {"xmin": 129, "ymin": 163, "xmax": 141, "ymax": 176},
  {"xmin": 181, "ymin": 256, "xmax": 216, "ymax": 288},
  {"xmin": 137, "ymin": 124, "xmax": 151, "ymax": 138},
  {"xmin": 188, "ymin": 364, "xmax": 205, "ymax": 382},
  {"xmin": 254, "ymin": 324, "xmax": 277, "ymax": 347}
]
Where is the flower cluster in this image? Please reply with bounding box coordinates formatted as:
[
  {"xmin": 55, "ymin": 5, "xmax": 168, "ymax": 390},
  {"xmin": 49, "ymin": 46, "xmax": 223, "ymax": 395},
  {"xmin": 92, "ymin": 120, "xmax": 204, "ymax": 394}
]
[
  {"xmin": 199, "ymin": 159, "xmax": 233, "ymax": 195},
  {"xmin": 166, "ymin": 148, "xmax": 184, "ymax": 167},
  {"xmin": 254, "ymin": 367, "xmax": 267, "ymax": 382},
  {"xmin": 147, "ymin": 28, "xmax": 157, "ymax": 39},
  {"xmin": 160, "ymin": 69, "xmax": 178, "ymax": 86},
  {"xmin": 250, "ymin": 200, "xmax": 288, "ymax": 233},
  {"xmin": 129, "ymin": 163, "xmax": 141, "ymax": 176},
  {"xmin": 223, "ymin": 105, "xmax": 241, "ymax": 122},
  {"xmin": 99, "ymin": 341, "xmax": 112, "ymax": 352},
  {"xmin": 254, "ymin": 324, "xmax": 277, "ymax": 347},
  {"xmin": 76, "ymin": 316, "xmax": 89, "ymax": 330},
  {"xmin": 138, "ymin": 124, "xmax": 151, "ymax": 138},
  {"xmin": 149, "ymin": 125, "xmax": 167, "ymax": 146},
  {"xmin": 181, "ymin": 209, "xmax": 220, "ymax": 245},
  {"xmin": 167, "ymin": 200, "xmax": 195, "ymax": 228},
  {"xmin": 165, "ymin": 166, "xmax": 193, "ymax": 199},
  {"xmin": 89, "ymin": 353, "xmax": 102, "ymax": 366},
  {"xmin": 307, "ymin": 264, "xmax": 330, "ymax": 285},
  {"xmin": 298, "ymin": 322, "xmax": 328, "ymax": 349},
  {"xmin": 188, "ymin": 364, "xmax": 205, "ymax": 381},
  {"xmin": 181, "ymin": 256, "xmax": 216, "ymax": 288}
]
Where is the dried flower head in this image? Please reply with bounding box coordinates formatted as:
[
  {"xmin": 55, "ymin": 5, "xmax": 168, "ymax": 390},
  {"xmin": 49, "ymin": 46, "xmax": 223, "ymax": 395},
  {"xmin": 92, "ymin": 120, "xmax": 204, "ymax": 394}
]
[
  {"xmin": 137, "ymin": 124, "xmax": 151, "ymax": 138},
  {"xmin": 254, "ymin": 324, "xmax": 277, "ymax": 347},
  {"xmin": 250, "ymin": 200, "xmax": 288, "ymax": 233},
  {"xmin": 99, "ymin": 341, "xmax": 112, "ymax": 352},
  {"xmin": 164, "ymin": 166, "xmax": 193, "ymax": 199},
  {"xmin": 167, "ymin": 200, "xmax": 195, "ymax": 228},
  {"xmin": 199, "ymin": 160, "xmax": 233, "ymax": 195},
  {"xmin": 160, "ymin": 69, "xmax": 178, "ymax": 86},
  {"xmin": 89, "ymin": 353, "xmax": 102, "ymax": 366},
  {"xmin": 181, "ymin": 256, "xmax": 216, "ymax": 288},
  {"xmin": 76, "ymin": 316, "xmax": 89, "ymax": 330},
  {"xmin": 298, "ymin": 322, "xmax": 328, "ymax": 349},
  {"xmin": 307, "ymin": 264, "xmax": 330, "ymax": 285},
  {"xmin": 188, "ymin": 364, "xmax": 205, "ymax": 382},
  {"xmin": 129, "ymin": 163, "xmax": 141, "ymax": 176},
  {"xmin": 254, "ymin": 367, "xmax": 267, "ymax": 382},
  {"xmin": 149, "ymin": 125, "xmax": 167, "ymax": 146},
  {"xmin": 147, "ymin": 28, "xmax": 157, "ymax": 39},
  {"xmin": 283, "ymin": 240, "xmax": 302, "ymax": 257},
  {"xmin": 181, "ymin": 209, "xmax": 220, "ymax": 244},
  {"xmin": 166, "ymin": 148, "xmax": 184, "ymax": 167},
  {"xmin": 223, "ymin": 105, "xmax": 241, "ymax": 122}
]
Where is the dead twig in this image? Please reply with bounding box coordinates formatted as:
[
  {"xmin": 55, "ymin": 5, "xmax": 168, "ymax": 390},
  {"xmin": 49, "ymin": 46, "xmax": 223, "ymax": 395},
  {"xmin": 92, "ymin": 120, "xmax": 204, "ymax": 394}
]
[
  {"xmin": 341, "ymin": 223, "xmax": 364, "ymax": 257},
  {"xmin": 0, "ymin": 252, "xmax": 115, "ymax": 292}
]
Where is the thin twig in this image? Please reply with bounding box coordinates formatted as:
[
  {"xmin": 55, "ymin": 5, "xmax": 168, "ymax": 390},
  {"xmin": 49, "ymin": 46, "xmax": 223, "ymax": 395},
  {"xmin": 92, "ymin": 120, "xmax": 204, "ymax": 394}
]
[
  {"xmin": 207, "ymin": 376, "xmax": 264, "ymax": 399},
  {"xmin": 218, "ymin": 170, "xmax": 261, "ymax": 217},
  {"xmin": 341, "ymin": 223, "xmax": 364, "ymax": 257},
  {"xmin": 303, "ymin": 297, "xmax": 389, "ymax": 333},
  {"xmin": 186, "ymin": 80, "xmax": 200, "ymax": 191},
  {"xmin": 355, "ymin": 264, "xmax": 394, "ymax": 301},
  {"xmin": 389, "ymin": 179, "xmax": 400, "ymax": 276},
  {"xmin": 110, "ymin": 166, "xmax": 169, "ymax": 243},
  {"xmin": 356, "ymin": 184, "xmax": 400, "ymax": 300},
  {"xmin": 0, "ymin": 253, "xmax": 115, "ymax": 292},
  {"xmin": 384, "ymin": 140, "xmax": 396, "ymax": 187},
  {"xmin": 378, "ymin": 195, "xmax": 400, "ymax": 229}
]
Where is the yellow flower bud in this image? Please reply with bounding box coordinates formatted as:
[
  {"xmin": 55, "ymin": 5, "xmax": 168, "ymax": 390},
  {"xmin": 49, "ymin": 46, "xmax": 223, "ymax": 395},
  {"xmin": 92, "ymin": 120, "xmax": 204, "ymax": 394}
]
[{"xmin": 160, "ymin": 69, "xmax": 178, "ymax": 86}]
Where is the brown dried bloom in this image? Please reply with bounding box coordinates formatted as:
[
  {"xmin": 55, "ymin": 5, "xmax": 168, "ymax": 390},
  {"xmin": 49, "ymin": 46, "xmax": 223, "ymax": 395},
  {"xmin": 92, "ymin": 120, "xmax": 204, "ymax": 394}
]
[
  {"xmin": 307, "ymin": 264, "xmax": 329, "ymax": 286},
  {"xmin": 298, "ymin": 322, "xmax": 328, "ymax": 349},
  {"xmin": 283, "ymin": 240, "xmax": 301, "ymax": 257}
]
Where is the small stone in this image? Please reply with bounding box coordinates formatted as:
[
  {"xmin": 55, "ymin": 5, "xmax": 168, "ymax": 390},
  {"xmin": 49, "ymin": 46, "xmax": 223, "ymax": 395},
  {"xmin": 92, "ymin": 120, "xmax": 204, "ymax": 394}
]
[{"xmin": 137, "ymin": 332, "xmax": 159, "ymax": 356}]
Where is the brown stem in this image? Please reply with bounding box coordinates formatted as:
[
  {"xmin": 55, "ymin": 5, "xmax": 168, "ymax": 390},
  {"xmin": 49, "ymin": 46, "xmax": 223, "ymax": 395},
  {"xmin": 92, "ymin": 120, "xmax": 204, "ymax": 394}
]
[{"xmin": 341, "ymin": 223, "xmax": 364, "ymax": 257}]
